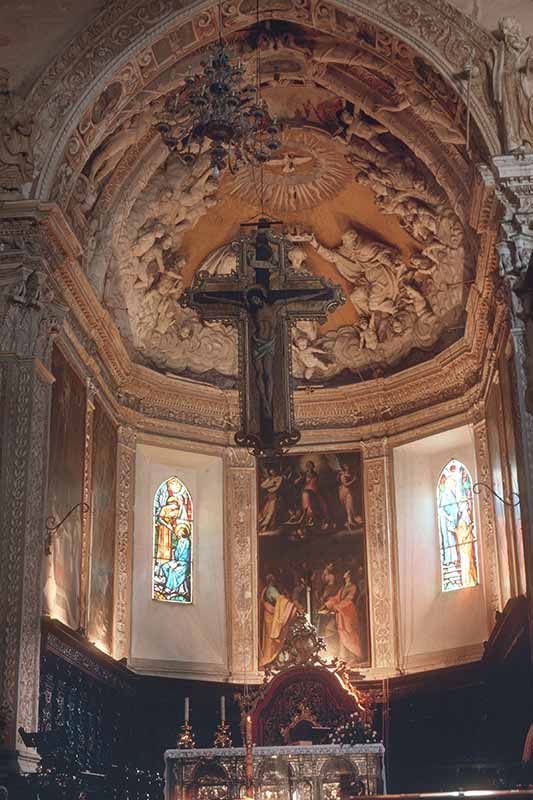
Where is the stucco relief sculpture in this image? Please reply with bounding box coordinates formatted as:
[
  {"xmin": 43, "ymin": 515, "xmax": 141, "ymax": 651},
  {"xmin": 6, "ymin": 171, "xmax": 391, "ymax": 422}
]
[
  {"xmin": 488, "ymin": 17, "xmax": 533, "ymax": 155},
  {"xmin": 0, "ymin": 69, "xmax": 35, "ymax": 198}
]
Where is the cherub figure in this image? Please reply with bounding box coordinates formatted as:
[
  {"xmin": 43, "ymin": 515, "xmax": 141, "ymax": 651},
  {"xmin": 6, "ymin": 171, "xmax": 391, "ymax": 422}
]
[
  {"xmin": 293, "ymin": 335, "xmax": 330, "ymax": 380},
  {"xmin": 336, "ymin": 104, "xmax": 388, "ymax": 154}
]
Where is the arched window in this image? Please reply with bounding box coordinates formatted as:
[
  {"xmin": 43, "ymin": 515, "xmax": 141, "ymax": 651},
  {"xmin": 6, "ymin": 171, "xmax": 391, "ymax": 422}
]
[
  {"xmin": 152, "ymin": 476, "xmax": 193, "ymax": 603},
  {"xmin": 437, "ymin": 459, "xmax": 479, "ymax": 592}
]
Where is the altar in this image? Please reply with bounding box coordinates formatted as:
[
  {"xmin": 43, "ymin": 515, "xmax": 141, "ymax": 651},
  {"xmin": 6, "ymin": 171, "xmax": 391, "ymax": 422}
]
[{"xmin": 164, "ymin": 744, "xmax": 386, "ymax": 800}]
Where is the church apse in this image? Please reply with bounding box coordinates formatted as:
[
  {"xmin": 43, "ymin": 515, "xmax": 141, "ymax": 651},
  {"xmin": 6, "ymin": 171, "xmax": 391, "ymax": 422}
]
[{"xmin": 257, "ymin": 450, "xmax": 370, "ymax": 669}]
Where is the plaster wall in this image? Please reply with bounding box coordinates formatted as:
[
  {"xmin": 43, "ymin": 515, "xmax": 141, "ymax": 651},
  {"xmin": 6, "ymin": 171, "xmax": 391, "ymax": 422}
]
[
  {"xmin": 130, "ymin": 443, "xmax": 227, "ymax": 679},
  {"xmin": 393, "ymin": 425, "xmax": 488, "ymax": 671}
]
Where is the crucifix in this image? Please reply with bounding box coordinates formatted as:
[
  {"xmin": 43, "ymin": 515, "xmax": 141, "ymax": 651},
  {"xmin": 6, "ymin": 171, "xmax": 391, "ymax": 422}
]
[{"xmin": 182, "ymin": 219, "xmax": 344, "ymax": 456}]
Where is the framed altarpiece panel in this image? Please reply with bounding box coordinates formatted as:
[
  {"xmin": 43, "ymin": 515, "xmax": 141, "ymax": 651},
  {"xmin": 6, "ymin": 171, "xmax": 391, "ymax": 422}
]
[{"xmin": 257, "ymin": 450, "xmax": 370, "ymax": 669}]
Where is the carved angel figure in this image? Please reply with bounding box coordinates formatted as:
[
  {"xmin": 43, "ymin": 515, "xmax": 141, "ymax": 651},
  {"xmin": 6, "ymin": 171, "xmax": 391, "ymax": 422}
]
[
  {"xmin": 89, "ymin": 103, "xmax": 157, "ymax": 185},
  {"xmin": 374, "ymin": 81, "xmax": 464, "ymax": 145},
  {"xmin": 336, "ymin": 106, "xmax": 388, "ymax": 154},
  {"xmin": 488, "ymin": 17, "xmax": 533, "ymax": 154},
  {"xmin": 293, "ymin": 334, "xmax": 330, "ymax": 380},
  {"xmin": 0, "ymin": 68, "xmax": 34, "ymax": 193}
]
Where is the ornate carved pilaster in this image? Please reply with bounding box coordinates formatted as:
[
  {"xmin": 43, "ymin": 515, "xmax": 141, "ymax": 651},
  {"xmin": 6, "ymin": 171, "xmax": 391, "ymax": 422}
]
[
  {"xmin": 224, "ymin": 447, "xmax": 257, "ymax": 680},
  {"xmin": 113, "ymin": 426, "xmax": 137, "ymax": 661},
  {"xmin": 472, "ymin": 417, "xmax": 503, "ymax": 628},
  {"xmin": 79, "ymin": 379, "xmax": 96, "ymax": 634},
  {"xmin": 361, "ymin": 439, "xmax": 395, "ymax": 672},
  {"xmin": 492, "ymin": 154, "xmax": 533, "ymax": 652},
  {"xmin": 0, "ymin": 249, "xmax": 66, "ymax": 773}
]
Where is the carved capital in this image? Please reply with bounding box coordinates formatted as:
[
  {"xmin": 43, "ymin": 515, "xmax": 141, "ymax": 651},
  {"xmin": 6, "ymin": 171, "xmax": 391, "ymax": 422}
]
[
  {"xmin": 0, "ymin": 263, "xmax": 67, "ymax": 366},
  {"xmin": 493, "ymin": 155, "xmax": 533, "ymax": 319},
  {"xmin": 225, "ymin": 446, "xmax": 255, "ymax": 470}
]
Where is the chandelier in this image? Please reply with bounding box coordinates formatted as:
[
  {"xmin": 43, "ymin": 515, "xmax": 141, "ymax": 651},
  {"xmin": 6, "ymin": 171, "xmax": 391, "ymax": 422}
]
[{"xmin": 156, "ymin": 36, "xmax": 281, "ymax": 176}]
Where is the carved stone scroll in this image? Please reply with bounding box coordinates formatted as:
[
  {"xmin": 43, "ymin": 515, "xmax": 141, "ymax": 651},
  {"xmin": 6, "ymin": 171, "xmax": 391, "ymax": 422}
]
[
  {"xmin": 113, "ymin": 425, "xmax": 137, "ymax": 661},
  {"xmin": 362, "ymin": 440, "xmax": 395, "ymax": 671},
  {"xmin": 224, "ymin": 447, "xmax": 257, "ymax": 680}
]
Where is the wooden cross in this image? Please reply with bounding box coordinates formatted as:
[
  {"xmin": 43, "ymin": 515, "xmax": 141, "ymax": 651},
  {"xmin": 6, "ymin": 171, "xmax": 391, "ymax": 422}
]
[{"xmin": 182, "ymin": 220, "xmax": 344, "ymax": 456}]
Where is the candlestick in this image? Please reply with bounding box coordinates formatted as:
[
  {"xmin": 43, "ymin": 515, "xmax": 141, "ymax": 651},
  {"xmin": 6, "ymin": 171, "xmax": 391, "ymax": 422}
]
[
  {"xmin": 184, "ymin": 696, "xmax": 189, "ymax": 723},
  {"xmin": 220, "ymin": 694, "xmax": 226, "ymax": 723},
  {"xmin": 177, "ymin": 721, "xmax": 195, "ymax": 750},
  {"xmin": 306, "ymin": 585, "xmax": 312, "ymax": 623},
  {"xmin": 214, "ymin": 720, "xmax": 232, "ymax": 748}
]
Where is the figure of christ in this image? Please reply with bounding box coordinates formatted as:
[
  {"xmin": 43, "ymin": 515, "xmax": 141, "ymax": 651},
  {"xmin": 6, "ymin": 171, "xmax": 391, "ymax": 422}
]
[
  {"xmin": 192, "ymin": 285, "xmax": 337, "ymax": 426},
  {"xmin": 319, "ymin": 569, "xmax": 364, "ymax": 665},
  {"xmin": 259, "ymin": 574, "xmax": 300, "ymax": 667},
  {"xmin": 296, "ymin": 460, "xmax": 331, "ymax": 530},
  {"xmin": 438, "ymin": 474, "xmax": 460, "ymax": 565}
]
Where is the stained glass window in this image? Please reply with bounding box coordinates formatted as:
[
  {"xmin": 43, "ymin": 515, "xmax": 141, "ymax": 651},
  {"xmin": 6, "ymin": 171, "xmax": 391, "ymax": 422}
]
[
  {"xmin": 437, "ymin": 459, "xmax": 479, "ymax": 592},
  {"xmin": 152, "ymin": 476, "xmax": 193, "ymax": 603}
]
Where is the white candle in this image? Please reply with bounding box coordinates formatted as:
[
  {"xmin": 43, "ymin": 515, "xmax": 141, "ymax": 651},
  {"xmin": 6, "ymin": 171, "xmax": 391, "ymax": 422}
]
[
  {"xmin": 306, "ymin": 585, "xmax": 312, "ymax": 623},
  {"xmin": 184, "ymin": 696, "xmax": 189, "ymax": 723},
  {"xmin": 220, "ymin": 695, "xmax": 226, "ymax": 723}
]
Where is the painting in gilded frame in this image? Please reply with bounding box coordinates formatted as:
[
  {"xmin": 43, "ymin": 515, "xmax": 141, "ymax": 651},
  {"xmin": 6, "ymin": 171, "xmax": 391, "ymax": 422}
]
[
  {"xmin": 257, "ymin": 451, "xmax": 369, "ymax": 669},
  {"xmin": 152, "ymin": 476, "xmax": 193, "ymax": 603}
]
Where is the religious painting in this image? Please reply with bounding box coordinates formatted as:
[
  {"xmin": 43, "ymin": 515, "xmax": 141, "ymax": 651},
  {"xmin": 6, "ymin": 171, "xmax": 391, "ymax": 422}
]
[
  {"xmin": 152, "ymin": 476, "xmax": 193, "ymax": 603},
  {"xmin": 47, "ymin": 347, "xmax": 86, "ymax": 629},
  {"xmin": 88, "ymin": 401, "xmax": 117, "ymax": 650},
  {"xmin": 257, "ymin": 451, "xmax": 370, "ymax": 669},
  {"xmin": 437, "ymin": 459, "xmax": 479, "ymax": 592}
]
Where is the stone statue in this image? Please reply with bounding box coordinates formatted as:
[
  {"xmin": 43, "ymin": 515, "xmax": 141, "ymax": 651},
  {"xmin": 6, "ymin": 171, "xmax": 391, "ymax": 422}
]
[
  {"xmin": 0, "ymin": 68, "xmax": 34, "ymax": 196},
  {"xmin": 488, "ymin": 17, "xmax": 533, "ymax": 154}
]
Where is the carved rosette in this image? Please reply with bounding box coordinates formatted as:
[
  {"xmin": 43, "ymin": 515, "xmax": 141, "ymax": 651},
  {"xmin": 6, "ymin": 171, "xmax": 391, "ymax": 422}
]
[
  {"xmin": 224, "ymin": 447, "xmax": 257, "ymax": 678},
  {"xmin": 472, "ymin": 418, "xmax": 503, "ymax": 626},
  {"xmin": 362, "ymin": 440, "xmax": 395, "ymax": 670},
  {"xmin": 113, "ymin": 425, "xmax": 137, "ymax": 661}
]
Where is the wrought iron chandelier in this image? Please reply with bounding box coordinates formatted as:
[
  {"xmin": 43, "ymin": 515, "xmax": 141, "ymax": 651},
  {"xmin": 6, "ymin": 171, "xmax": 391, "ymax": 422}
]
[{"xmin": 156, "ymin": 23, "xmax": 281, "ymax": 175}]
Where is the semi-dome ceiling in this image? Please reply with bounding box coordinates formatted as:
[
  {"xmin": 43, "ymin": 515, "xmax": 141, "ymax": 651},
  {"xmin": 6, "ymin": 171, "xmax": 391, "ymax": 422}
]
[{"xmin": 58, "ymin": 10, "xmax": 481, "ymax": 393}]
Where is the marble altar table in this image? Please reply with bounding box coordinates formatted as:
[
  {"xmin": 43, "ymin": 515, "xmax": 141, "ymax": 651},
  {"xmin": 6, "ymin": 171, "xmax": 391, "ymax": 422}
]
[{"xmin": 164, "ymin": 744, "xmax": 386, "ymax": 800}]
